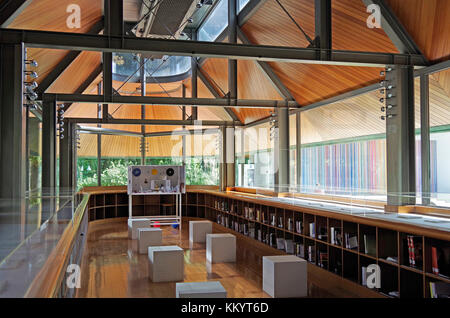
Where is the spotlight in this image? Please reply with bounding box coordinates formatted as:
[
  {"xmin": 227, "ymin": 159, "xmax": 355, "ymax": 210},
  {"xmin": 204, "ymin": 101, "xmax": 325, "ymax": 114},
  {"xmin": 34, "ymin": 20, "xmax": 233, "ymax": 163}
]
[
  {"xmin": 25, "ymin": 81, "xmax": 38, "ymax": 89},
  {"xmin": 25, "ymin": 60, "xmax": 38, "ymax": 67},
  {"xmin": 196, "ymin": 2, "xmax": 203, "ymax": 8},
  {"xmin": 379, "ymin": 98, "xmax": 384, "ymax": 103},
  {"xmin": 379, "ymin": 81, "xmax": 386, "ymax": 87},
  {"xmin": 380, "ymin": 71, "xmax": 385, "ymax": 76},
  {"xmin": 386, "ymin": 66, "xmax": 393, "ymax": 72},
  {"xmin": 380, "ymin": 89, "xmax": 385, "ymax": 94},
  {"xmin": 387, "ymin": 93, "xmax": 393, "ymax": 98},
  {"xmin": 24, "ymin": 71, "xmax": 38, "ymax": 79},
  {"xmin": 187, "ymin": 18, "xmax": 194, "ymax": 23},
  {"xmin": 60, "ymin": 134, "xmax": 64, "ymax": 139},
  {"xmin": 25, "ymin": 92, "xmax": 38, "ymax": 101},
  {"xmin": 387, "ymin": 85, "xmax": 394, "ymax": 90}
]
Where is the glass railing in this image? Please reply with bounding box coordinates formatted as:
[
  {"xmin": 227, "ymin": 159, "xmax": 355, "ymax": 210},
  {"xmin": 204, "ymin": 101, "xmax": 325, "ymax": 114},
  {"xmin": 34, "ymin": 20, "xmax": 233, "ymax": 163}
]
[{"xmin": 0, "ymin": 189, "xmax": 86, "ymax": 297}]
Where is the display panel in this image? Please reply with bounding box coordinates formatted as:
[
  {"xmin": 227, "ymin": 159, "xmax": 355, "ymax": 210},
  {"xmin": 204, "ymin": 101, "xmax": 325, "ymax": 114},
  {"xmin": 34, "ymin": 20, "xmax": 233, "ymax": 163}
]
[{"xmin": 127, "ymin": 165, "xmax": 186, "ymax": 194}]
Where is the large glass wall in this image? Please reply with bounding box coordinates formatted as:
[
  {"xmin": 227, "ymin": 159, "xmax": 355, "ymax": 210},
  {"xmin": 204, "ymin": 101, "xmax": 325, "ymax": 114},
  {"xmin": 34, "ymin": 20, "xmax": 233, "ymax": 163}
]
[
  {"xmin": 299, "ymin": 90, "xmax": 387, "ymax": 199},
  {"xmin": 428, "ymin": 69, "xmax": 450, "ymax": 206},
  {"xmin": 198, "ymin": 0, "xmax": 252, "ymax": 42},
  {"xmin": 235, "ymin": 122, "xmax": 274, "ymax": 189},
  {"xmin": 76, "ymin": 133, "xmax": 98, "ymax": 189}
]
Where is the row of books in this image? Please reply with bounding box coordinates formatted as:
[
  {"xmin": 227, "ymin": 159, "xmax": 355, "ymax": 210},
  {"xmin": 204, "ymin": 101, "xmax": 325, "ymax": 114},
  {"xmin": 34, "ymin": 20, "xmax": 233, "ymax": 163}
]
[
  {"xmin": 430, "ymin": 281, "xmax": 450, "ymax": 298},
  {"xmin": 431, "ymin": 245, "xmax": 450, "ymax": 278},
  {"xmin": 330, "ymin": 227, "xmax": 342, "ymax": 246},
  {"xmin": 344, "ymin": 233, "xmax": 358, "ymax": 250},
  {"xmin": 363, "ymin": 234, "xmax": 376, "ymax": 256},
  {"xmin": 406, "ymin": 235, "xmax": 423, "ymax": 268}
]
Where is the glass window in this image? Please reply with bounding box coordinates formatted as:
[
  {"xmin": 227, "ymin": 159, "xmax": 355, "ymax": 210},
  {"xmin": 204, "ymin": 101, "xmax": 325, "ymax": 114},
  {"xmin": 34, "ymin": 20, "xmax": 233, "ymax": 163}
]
[
  {"xmin": 185, "ymin": 128, "xmax": 219, "ymax": 185},
  {"xmin": 198, "ymin": 0, "xmax": 228, "ymax": 42},
  {"xmin": 429, "ymin": 69, "xmax": 450, "ymax": 206},
  {"xmin": 76, "ymin": 133, "xmax": 98, "ymax": 190},
  {"xmin": 300, "ymin": 90, "xmax": 387, "ymax": 199},
  {"xmin": 238, "ymin": 0, "xmax": 250, "ymax": 11},
  {"xmin": 100, "ymin": 135, "xmax": 141, "ymax": 186},
  {"xmin": 235, "ymin": 122, "xmax": 274, "ymax": 189}
]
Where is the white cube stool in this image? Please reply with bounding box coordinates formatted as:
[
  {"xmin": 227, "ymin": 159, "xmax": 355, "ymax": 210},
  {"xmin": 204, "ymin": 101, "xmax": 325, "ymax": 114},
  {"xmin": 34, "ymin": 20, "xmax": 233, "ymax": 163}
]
[
  {"xmin": 206, "ymin": 233, "xmax": 236, "ymax": 263},
  {"xmin": 263, "ymin": 255, "xmax": 307, "ymax": 298},
  {"xmin": 138, "ymin": 228, "xmax": 162, "ymax": 254},
  {"xmin": 189, "ymin": 220, "xmax": 213, "ymax": 243},
  {"xmin": 148, "ymin": 246, "xmax": 184, "ymax": 282},
  {"xmin": 128, "ymin": 218, "xmax": 151, "ymax": 239},
  {"xmin": 176, "ymin": 281, "xmax": 227, "ymax": 298}
]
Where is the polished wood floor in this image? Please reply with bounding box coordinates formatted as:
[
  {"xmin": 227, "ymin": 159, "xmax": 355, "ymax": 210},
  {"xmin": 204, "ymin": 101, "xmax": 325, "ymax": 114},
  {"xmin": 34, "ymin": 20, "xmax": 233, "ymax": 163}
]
[{"xmin": 76, "ymin": 217, "xmax": 365, "ymax": 298}]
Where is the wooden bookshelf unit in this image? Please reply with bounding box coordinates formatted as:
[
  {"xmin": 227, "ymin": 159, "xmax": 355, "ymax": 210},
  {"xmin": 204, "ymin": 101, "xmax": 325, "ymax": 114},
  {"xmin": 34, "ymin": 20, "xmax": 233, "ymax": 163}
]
[{"xmin": 83, "ymin": 187, "xmax": 450, "ymax": 298}]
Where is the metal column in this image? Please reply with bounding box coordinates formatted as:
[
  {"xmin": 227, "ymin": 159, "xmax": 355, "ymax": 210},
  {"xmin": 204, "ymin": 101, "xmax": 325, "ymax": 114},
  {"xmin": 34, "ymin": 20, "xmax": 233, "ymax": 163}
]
[
  {"xmin": 140, "ymin": 56, "xmax": 146, "ymax": 164},
  {"xmin": 226, "ymin": 0, "xmax": 237, "ymax": 189},
  {"xmin": 385, "ymin": 66, "xmax": 416, "ymax": 206},
  {"xmin": 42, "ymin": 94, "xmax": 57, "ymax": 193},
  {"xmin": 97, "ymin": 83, "xmax": 102, "ymax": 186},
  {"xmin": 190, "ymin": 30, "xmax": 198, "ymax": 121},
  {"xmin": 0, "ymin": 44, "xmax": 26, "ymax": 199},
  {"xmin": 314, "ymin": 0, "xmax": 332, "ymax": 60},
  {"xmin": 103, "ymin": 0, "xmax": 123, "ymax": 118},
  {"xmin": 182, "ymin": 85, "xmax": 187, "ymax": 166},
  {"xmin": 59, "ymin": 120, "xmax": 74, "ymax": 190},
  {"xmin": 275, "ymin": 106, "xmax": 290, "ymax": 193},
  {"xmin": 296, "ymin": 112, "xmax": 301, "ymax": 190},
  {"xmin": 420, "ymin": 75, "xmax": 430, "ymax": 205}
]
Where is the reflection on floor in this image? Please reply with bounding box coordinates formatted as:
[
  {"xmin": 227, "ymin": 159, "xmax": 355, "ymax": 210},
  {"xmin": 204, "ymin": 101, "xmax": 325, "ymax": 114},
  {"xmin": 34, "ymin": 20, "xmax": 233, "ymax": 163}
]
[{"xmin": 76, "ymin": 218, "xmax": 345, "ymax": 298}]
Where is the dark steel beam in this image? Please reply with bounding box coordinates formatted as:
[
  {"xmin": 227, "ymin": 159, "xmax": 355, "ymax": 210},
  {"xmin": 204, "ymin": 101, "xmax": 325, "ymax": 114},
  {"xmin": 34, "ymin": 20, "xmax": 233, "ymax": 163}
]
[
  {"xmin": 420, "ymin": 75, "xmax": 430, "ymax": 205},
  {"xmin": 237, "ymin": 27, "xmax": 296, "ymax": 101},
  {"xmin": 198, "ymin": 69, "xmax": 241, "ymax": 123},
  {"xmin": 0, "ymin": 44, "xmax": 26, "ymax": 199},
  {"xmin": 0, "ymin": 0, "xmax": 32, "ymax": 27},
  {"xmin": 190, "ymin": 30, "xmax": 198, "ymax": 121},
  {"xmin": 140, "ymin": 55, "xmax": 146, "ymax": 164},
  {"xmin": 296, "ymin": 112, "xmax": 301, "ymax": 188},
  {"xmin": 0, "ymin": 28, "xmax": 428, "ymax": 67},
  {"xmin": 96, "ymin": 82, "xmax": 102, "ymax": 186},
  {"xmin": 59, "ymin": 121, "xmax": 73, "ymax": 190},
  {"xmin": 67, "ymin": 117, "xmax": 238, "ymax": 127},
  {"xmin": 64, "ymin": 63, "xmax": 102, "ymax": 111},
  {"xmin": 314, "ymin": 0, "xmax": 332, "ymax": 60},
  {"xmin": 275, "ymin": 106, "xmax": 289, "ymax": 193},
  {"xmin": 237, "ymin": 0, "xmax": 268, "ymax": 26},
  {"xmin": 362, "ymin": 0, "xmax": 427, "ymax": 64},
  {"xmin": 41, "ymin": 94, "xmax": 57, "ymax": 193},
  {"xmin": 385, "ymin": 65, "xmax": 416, "ymax": 206},
  {"xmin": 35, "ymin": 20, "xmax": 104, "ymax": 96},
  {"xmin": 43, "ymin": 93, "xmax": 300, "ymax": 108}
]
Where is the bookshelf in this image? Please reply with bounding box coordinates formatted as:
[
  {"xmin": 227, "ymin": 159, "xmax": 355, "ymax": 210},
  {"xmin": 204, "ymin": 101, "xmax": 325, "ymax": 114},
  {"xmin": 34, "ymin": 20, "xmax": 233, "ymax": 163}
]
[{"xmin": 84, "ymin": 188, "xmax": 450, "ymax": 298}]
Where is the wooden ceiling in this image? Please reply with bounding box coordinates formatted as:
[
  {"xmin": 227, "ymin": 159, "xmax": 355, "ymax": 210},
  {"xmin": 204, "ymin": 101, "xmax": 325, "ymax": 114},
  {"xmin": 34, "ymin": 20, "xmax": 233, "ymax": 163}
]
[{"xmin": 6, "ymin": 0, "xmax": 450, "ymax": 157}]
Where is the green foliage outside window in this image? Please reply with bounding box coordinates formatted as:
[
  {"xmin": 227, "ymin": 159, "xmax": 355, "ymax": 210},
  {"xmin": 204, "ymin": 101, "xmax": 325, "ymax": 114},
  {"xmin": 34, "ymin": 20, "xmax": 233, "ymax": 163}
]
[{"xmin": 77, "ymin": 156, "xmax": 219, "ymax": 189}]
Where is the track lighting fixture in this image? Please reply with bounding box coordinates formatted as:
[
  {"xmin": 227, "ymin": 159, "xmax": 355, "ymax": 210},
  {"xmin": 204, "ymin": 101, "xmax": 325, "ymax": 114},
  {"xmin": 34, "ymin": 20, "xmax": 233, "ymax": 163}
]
[
  {"xmin": 379, "ymin": 80, "xmax": 385, "ymax": 87},
  {"xmin": 24, "ymin": 71, "xmax": 38, "ymax": 79},
  {"xmin": 379, "ymin": 98, "xmax": 384, "ymax": 103},
  {"xmin": 385, "ymin": 67, "xmax": 393, "ymax": 72},
  {"xmin": 25, "ymin": 81, "xmax": 38, "ymax": 89},
  {"xmin": 380, "ymin": 71, "xmax": 385, "ymax": 76},
  {"xmin": 187, "ymin": 18, "xmax": 193, "ymax": 23},
  {"xmin": 380, "ymin": 89, "xmax": 385, "ymax": 94},
  {"xmin": 25, "ymin": 59, "xmax": 38, "ymax": 67},
  {"xmin": 380, "ymin": 114, "xmax": 395, "ymax": 120},
  {"xmin": 381, "ymin": 105, "xmax": 393, "ymax": 112},
  {"xmin": 25, "ymin": 92, "xmax": 38, "ymax": 101}
]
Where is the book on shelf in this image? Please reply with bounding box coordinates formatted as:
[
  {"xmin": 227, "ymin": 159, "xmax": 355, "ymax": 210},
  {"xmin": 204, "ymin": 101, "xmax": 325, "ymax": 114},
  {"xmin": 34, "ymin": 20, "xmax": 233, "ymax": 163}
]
[
  {"xmin": 406, "ymin": 235, "xmax": 423, "ymax": 267},
  {"xmin": 295, "ymin": 243, "xmax": 305, "ymax": 258},
  {"xmin": 330, "ymin": 227, "xmax": 342, "ymax": 246},
  {"xmin": 361, "ymin": 266, "xmax": 367, "ymax": 286},
  {"xmin": 285, "ymin": 239, "xmax": 294, "ymax": 254},
  {"xmin": 249, "ymin": 207, "xmax": 254, "ymax": 220},
  {"xmin": 257, "ymin": 229, "xmax": 262, "ymax": 242},
  {"xmin": 318, "ymin": 251, "xmax": 328, "ymax": 268},
  {"xmin": 244, "ymin": 206, "xmax": 249, "ymax": 218},
  {"xmin": 309, "ymin": 223, "xmax": 316, "ymax": 238},
  {"xmin": 317, "ymin": 227, "xmax": 328, "ymax": 241},
  {"xmin": 431, "ymin": 245, "xmax": 450, "ymax": 278},
  {"xmin": 363, "ymin": 234, "xmax": 376, "ymax": 255},
  {"xmin": 308, "ymin": 245, "xmax": 316, "ymax": 263},
  {"xmin": 243, "ymin": 223, "xmax": 249, "ymax": 236},
  {"xmin": 256, "ymin": 209, "xmax": 261, "ymax": 222},
  {"xmin": 278, "ymin": 216, "xmax": 283, "ymax": 228},
  {"xmin": 269, "ymin": 233, "xmax": 276, "ymax": 247},
  {"xmin": 249, "ymin": 224, "xmax": 255, "ymax": 238},
  {"xmin": 432, "ymin": 246, "xmax": 439, "ymax": 275},
  {"xmin": 430, "ymin": 281, "xmax": 450, "ymax": 298},
  {"xmin": 270, "ymin": 214, "xmax": 276, "ymax": 227},
  {"xmin": 276, "ymin": 237, "xmax": 285, "ymax": 250},
  {"xmin": 295, "ymin": 221, "xmax": 303, "ymax": 234},
  {"xmin": 345, "ymin": 233, "xmax": 358, "ymax": 250},
  {"xmin": 287, "ymin": 218, "xmax": 293, "ymax": 231},
  {"xmin": 386, "ymin": 256, "xmax": 398, "ymax": 263}
]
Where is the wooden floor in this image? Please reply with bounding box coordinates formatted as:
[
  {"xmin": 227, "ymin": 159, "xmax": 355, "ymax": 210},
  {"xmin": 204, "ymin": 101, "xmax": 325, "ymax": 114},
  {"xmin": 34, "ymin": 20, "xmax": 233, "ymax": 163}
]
[{"xmin": 76, "ymin": 217, "xmax": 364, "ymax": 298}]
